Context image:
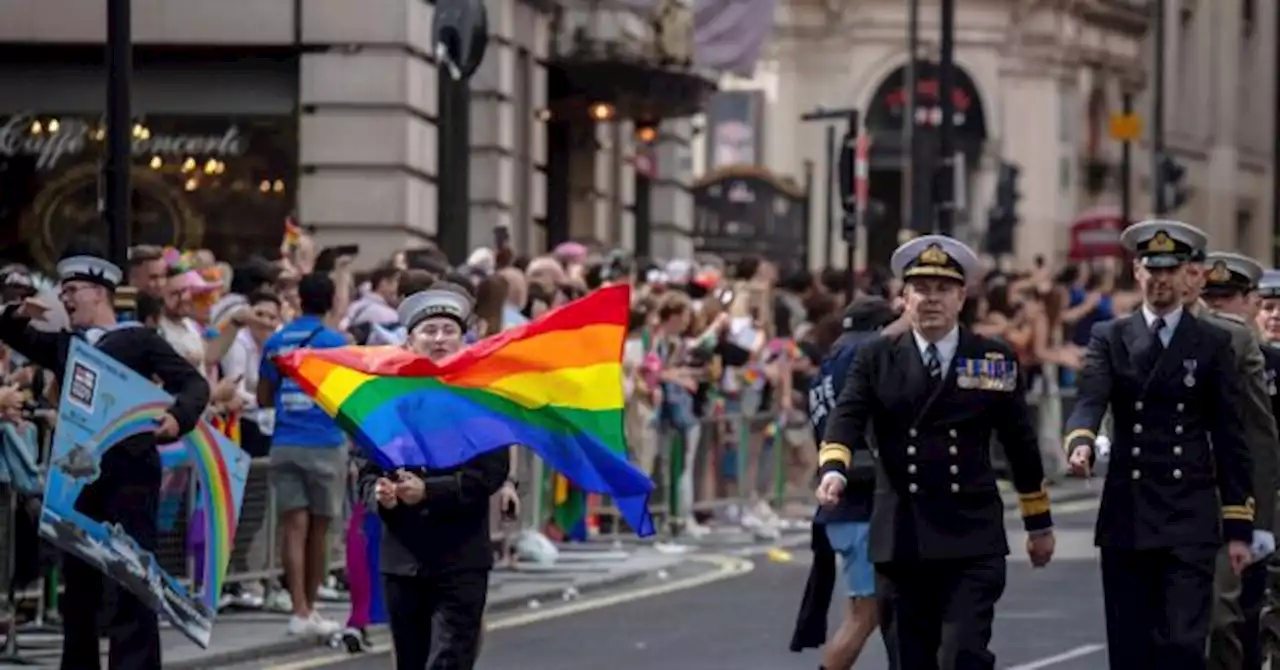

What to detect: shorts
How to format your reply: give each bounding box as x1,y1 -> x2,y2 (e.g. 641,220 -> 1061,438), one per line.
825,521 -> 875,598
270,445 -> 348,518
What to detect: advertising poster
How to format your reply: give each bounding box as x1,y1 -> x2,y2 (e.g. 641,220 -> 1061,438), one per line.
40,339 -> 250,648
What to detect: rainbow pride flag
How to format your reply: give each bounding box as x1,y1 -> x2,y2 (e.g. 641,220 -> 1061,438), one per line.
275,284 -> 655,536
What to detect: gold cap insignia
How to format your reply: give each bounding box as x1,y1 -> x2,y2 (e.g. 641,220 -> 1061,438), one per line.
1148,231 -> 1176,253
1208,261 -> 1232,283
918,244 -> 950,266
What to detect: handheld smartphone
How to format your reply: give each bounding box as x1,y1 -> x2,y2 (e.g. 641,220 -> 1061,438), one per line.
313,245 -> 360,273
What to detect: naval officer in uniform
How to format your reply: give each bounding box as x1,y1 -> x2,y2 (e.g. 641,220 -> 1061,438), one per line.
815,235 -> 1055,670
1064,220 -> 1255,670
1201,252 -> 1278,670
1254,270 -> 1280,666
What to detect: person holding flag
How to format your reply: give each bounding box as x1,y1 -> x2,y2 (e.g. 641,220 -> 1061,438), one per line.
355,283 -> 510,669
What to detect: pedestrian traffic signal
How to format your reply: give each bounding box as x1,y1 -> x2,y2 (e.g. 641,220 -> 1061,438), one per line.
995,161 -> 1020,216
1158,153 -> 1189,210
984,161 -> 1020,255
433,0 -> 489,81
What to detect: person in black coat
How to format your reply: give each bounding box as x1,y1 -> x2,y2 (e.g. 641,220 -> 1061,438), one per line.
356,283 -> 509,670
0,249 -> 210,670
1254,269 -> 1280,665
815,235 -> 1055,670
1201,251 -> 1276,670
1064,220 -> 1255,670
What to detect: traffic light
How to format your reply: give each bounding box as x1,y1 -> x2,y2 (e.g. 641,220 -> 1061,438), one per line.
984,161 -> 1020,255
1158,153 -> 1189,210
995,161 -> 1021,218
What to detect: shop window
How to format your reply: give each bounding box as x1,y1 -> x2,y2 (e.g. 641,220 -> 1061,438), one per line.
0,113 -> 296,271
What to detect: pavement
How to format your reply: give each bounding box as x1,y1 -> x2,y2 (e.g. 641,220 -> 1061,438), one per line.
0,479 -> 1100,669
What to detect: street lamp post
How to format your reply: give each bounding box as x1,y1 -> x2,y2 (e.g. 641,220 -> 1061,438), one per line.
105,0 -> 135,314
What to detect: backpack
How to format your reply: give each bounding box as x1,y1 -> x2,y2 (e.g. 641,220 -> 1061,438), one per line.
808,331 -> 879,482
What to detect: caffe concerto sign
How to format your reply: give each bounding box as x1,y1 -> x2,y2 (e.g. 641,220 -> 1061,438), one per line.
0,114 -> 248,171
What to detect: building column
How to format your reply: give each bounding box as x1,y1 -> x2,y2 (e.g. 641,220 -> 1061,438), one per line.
649,118 -> 694,260
468,0 -> 553,255
297,0 -> 439,263
997,62 -> 1062,266
1205,0 -> 1241,246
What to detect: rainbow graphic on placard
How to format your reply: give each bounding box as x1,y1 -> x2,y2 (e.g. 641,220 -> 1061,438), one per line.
183,420 -> 240,612
89,401 -> 171,458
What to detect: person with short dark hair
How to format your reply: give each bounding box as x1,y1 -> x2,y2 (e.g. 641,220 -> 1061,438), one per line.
258,272 -> 350,638
127,245 -> 168,297
346,265 -> 401,327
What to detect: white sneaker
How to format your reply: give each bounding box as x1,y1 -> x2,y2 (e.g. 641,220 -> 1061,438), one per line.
310,612 -> 341,636
682,516 -> 711,538
265,590 -> 293,613
287,615 -> 318,636
753,500 -> 781,523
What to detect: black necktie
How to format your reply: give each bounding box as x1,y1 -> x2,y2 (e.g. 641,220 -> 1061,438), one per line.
1151,317 -> 1167,351
925,343 -> 942,382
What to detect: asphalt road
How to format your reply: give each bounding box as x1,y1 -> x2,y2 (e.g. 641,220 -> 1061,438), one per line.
261,498 -> 1108,670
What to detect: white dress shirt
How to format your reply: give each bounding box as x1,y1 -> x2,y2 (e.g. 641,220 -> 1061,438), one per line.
1141,303 -> 1183,347
913,326 -> 960,378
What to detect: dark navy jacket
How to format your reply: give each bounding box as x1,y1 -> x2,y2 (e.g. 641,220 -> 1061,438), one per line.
810,330 -> 877,524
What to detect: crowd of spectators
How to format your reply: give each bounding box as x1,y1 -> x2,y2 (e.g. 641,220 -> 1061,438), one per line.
0,222 -> 1154,638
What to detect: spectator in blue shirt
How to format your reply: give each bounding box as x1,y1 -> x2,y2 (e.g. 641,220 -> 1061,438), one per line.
257,272 -> 350,638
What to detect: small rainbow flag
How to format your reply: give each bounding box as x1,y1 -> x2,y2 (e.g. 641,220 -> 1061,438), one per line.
283,216 -> 303,249
275,284 -> 656,536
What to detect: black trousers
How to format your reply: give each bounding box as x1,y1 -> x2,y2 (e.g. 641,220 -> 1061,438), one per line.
1235,560 -> 1269,670
384,570 -> 489,670
1100,544 -> 1218,669
61,445 -> 162,670
875,556 -> 1007,670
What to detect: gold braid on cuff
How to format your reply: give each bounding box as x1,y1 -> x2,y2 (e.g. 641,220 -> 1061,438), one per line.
818,442 -> 852,468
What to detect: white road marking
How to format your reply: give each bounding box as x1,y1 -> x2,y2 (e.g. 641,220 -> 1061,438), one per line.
1004,643 -> 1106,669
263,554 -> 754,670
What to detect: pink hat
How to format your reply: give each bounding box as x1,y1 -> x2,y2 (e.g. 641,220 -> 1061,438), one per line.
170,270 -> 220,295
553,242 -> 588,264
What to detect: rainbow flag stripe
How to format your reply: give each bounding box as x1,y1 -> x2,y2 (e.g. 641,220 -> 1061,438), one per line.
184,421 -> 238,610
275,284 -> 655,535
90,401 -> 171,457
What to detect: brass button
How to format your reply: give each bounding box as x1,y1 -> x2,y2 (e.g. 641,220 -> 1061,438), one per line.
1134,424 -> 1143,434
1173,469 -> 1183,479
1173,446 -> 1182,456
907,446 -> 917,456
1135,401 -> 1144,411
1175,425 -> 1183,435
949,446 -> 958,456
909,483 -> 919,493
908,464 -> 917,474
1177,403 -> 1185,412
1131,447 -> 1141,456
1132,470 -> 1142,480
950,465 -> 959,474
949,429 -> 958,438
950,483 -> 960,493
909,429 -> 918,437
